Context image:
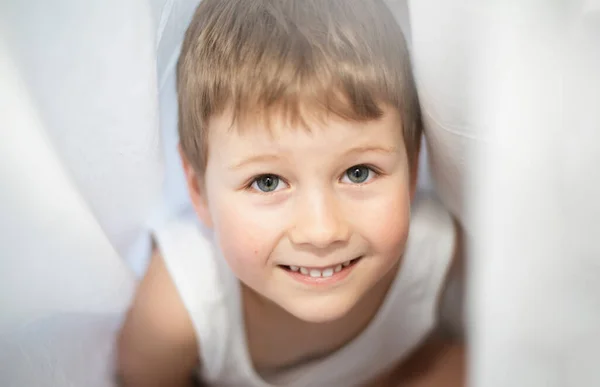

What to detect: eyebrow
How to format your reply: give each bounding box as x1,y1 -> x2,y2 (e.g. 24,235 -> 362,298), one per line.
230,154 -> 282,170
229,145 -> 397,170
343,145 -> 398,156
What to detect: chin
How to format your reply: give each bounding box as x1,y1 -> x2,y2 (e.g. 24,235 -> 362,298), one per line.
279,292 -> 361,324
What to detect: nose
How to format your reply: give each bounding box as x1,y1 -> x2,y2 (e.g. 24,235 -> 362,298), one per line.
288,190 -> 350,249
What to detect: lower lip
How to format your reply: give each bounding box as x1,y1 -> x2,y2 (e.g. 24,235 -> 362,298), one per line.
280,257 -> 362,286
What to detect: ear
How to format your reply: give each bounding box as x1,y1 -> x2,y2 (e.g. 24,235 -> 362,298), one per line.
409,137 -> 422,200
179,145 -> 213,228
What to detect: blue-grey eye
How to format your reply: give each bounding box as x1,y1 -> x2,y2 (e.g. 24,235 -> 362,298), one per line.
345,165 -> 370,184
254,174 -> 280,192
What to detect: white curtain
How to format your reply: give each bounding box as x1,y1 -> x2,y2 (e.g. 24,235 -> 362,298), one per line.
410,1 -> 600,385
468,2 -> 600,386
0,0 -> 199,385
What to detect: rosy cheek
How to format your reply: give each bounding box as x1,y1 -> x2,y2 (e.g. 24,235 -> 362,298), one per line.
211,199 -> 278,277
216,211 -> 259,261
361,193 -> 411,255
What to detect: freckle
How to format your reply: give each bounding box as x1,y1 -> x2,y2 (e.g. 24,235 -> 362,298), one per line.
254,249 -> 258,255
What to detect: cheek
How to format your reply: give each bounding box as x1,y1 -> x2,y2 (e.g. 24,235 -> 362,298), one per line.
359,188 -> 411,256
209,196 -> 285,277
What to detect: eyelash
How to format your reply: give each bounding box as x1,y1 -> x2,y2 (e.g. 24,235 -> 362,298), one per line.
245,164 -> 381,193
246,174 -> 288,194
340,164 -> 381,185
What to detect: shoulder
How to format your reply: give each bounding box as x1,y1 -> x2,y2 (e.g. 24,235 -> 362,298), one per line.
437,216 -> 465,338
117,248 -> 200,385
410,192 -> 464,337
121,248 -> 199,346
372,335 -> 466,387
134,212 -> 235,382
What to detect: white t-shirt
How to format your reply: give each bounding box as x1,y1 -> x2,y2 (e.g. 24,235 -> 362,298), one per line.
153,194 -> 455,386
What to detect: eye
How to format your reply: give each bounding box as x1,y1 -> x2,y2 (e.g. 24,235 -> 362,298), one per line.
250,174 -> 286,193
342,165 -> 375,184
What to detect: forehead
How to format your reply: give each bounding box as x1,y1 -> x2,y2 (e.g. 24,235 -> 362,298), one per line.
206,105 -> 404,156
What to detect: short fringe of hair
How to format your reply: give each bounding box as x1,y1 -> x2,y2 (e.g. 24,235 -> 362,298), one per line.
177,0 -> 422,176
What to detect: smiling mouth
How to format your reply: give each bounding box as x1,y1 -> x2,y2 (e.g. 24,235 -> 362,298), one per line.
278,257 -> 363,278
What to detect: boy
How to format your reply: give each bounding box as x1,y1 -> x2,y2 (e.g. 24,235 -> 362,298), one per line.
117,0 -> 465,386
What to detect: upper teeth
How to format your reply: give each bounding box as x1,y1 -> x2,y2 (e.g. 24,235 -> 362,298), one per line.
288,260 -> 353,277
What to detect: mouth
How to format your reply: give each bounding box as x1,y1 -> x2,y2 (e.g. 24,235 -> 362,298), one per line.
278,256 -> 363,279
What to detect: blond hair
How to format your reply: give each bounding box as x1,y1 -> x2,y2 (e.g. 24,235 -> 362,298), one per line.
177,0 -> 422,177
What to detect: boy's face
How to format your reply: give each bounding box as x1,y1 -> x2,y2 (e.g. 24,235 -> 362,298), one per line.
183,106 -> 415,323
